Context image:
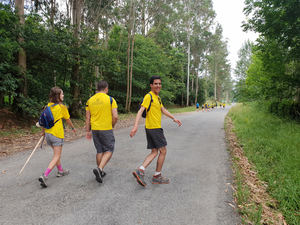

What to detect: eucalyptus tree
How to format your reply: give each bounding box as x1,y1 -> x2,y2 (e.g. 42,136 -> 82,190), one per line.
15,0 -> 27,97
189,0 -> 214,104
243,0 -> 300,114
234,40 -> 253,101
207,24 -> 231,102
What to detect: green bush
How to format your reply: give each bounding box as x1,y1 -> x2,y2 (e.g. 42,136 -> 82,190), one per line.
267,99 -> 300,121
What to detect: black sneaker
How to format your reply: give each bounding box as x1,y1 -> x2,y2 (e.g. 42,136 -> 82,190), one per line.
93,168 -> 103,183
38,174 -> 48,188
100,170 -> 106,178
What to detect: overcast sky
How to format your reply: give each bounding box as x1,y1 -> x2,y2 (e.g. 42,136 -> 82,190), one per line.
212,0 -> 258,72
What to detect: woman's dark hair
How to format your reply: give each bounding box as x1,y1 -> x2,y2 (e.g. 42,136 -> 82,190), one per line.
149,76 -> 161,84
49,87 -> 62,104
97,80 -> 108,91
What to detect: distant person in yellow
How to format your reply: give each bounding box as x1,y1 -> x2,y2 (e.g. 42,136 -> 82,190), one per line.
39,87 -> 77,188
85,80 -> 118,184
130,76 -> 182,187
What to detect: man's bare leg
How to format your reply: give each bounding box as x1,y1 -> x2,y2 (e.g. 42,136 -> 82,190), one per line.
96,153 -> 103,167
142,148 -> 158,168
155,147 -> 167,172
152,146 -> 169,184
99,151 -> 113,170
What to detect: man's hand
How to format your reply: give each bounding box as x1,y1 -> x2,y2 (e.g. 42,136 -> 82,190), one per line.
72,128 -> 77,135
86,131 -> 92,140
130,126 -> 138,138
173,118 -> 182,127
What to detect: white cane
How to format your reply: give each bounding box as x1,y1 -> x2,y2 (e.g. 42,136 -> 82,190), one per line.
18,136 -> 44,175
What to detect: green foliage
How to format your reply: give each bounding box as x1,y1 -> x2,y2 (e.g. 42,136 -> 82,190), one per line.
0,0 -> 231,116
15,94 -> 42,118
229,103 -> 300,224
0,3 -> 20,106
243,0 -> 300,60
100,25 -> 189,112
267,99 -> 300,121
237,0 -> 300,120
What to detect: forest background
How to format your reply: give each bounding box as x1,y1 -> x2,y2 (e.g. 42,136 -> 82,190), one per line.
0,0 -> 233,119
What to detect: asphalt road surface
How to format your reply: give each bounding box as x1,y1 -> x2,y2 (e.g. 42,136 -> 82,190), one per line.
0,106 -> 240,225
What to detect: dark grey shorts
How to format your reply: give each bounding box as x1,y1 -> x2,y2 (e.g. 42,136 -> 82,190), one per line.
92,130 -> 115,153
45,133 -> 64,146
145,128 -> 167,149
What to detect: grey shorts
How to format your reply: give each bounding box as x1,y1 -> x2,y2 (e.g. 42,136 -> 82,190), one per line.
45,133 -> 64,146
145,128 -> 167,149
92,130 -> 115,153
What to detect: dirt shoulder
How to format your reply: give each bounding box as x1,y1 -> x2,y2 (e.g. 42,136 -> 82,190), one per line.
225,116 -> 287,224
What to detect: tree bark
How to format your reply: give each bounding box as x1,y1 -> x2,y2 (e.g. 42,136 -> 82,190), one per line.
141,0 -> 146,36
50,0 -> 55,29
15,0 -> 27,97
69,0 -> 82,118
186,0 -> 190,106
125,0 -> 135,112
195,71 -> 199,105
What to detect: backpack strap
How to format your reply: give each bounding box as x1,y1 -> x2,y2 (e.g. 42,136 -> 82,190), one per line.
110,96 -> 113,105
147,93 -> 153,112
49,104 -> 60,124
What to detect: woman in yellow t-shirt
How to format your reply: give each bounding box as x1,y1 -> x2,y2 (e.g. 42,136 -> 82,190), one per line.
39,87 -> 76,188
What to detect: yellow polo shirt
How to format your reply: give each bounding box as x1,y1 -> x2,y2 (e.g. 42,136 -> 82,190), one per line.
142,91 -> 163,129
85,93 -> 117,130
45,103 -> 70,139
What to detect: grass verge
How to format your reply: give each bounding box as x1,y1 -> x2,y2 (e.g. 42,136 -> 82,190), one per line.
227,103 -> 299,225
167,106 -> 196,114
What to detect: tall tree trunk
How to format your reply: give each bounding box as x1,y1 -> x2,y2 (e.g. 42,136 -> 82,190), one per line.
195,72 -> 199,105
50,0 -> 55,29
70,0 -> 82,118
128,32 -> 135,112
214,56 -> 217,101
0,93 -> 4,107
125,29 -> 131,111
191,75 -> 194,92
128,1 -> 136,112
141,0 -> 145,36
94,21 -> 100,89
186,0 -> 190,106
15,0 -> 27,97
125,0 -> 134,112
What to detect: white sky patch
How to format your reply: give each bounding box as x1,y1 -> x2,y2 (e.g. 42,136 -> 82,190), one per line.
212,0 -> 258,72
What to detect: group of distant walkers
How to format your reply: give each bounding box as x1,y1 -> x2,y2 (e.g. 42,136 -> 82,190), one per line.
196,102 -> 226,112
38,76 -> 182,188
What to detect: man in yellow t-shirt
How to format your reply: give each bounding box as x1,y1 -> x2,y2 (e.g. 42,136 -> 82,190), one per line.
85,80 -> 118,184
130,76 -> 182,187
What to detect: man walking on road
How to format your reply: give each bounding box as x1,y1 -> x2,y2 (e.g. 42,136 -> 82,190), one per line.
85,80 -> 118,183
130,76 -> 182,187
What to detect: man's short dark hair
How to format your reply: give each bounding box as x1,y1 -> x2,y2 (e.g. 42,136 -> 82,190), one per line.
97,80 -> 108,91
150,76 -> 161,84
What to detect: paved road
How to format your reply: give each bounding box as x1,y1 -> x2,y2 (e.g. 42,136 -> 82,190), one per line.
0,107 -> 240,225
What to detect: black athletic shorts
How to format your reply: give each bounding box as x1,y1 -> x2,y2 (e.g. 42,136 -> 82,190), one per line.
92,130 -> 115,153
145,128 -> 167,149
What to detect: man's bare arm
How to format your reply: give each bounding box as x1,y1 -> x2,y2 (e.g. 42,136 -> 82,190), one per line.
85,110 -> 92,139
112,108 -> 118,128
161,107 -> 182,126
130,106 -> 145,137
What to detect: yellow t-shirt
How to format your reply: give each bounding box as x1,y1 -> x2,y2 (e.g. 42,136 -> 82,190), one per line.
45,103 -> 70,139
85,93 -> 117,130
142,91 -> 163,129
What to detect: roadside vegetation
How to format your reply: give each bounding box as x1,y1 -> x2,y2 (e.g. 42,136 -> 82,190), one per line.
0,1 -> 232,119
227,103 -> 300,225
0,106 -> 198,157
